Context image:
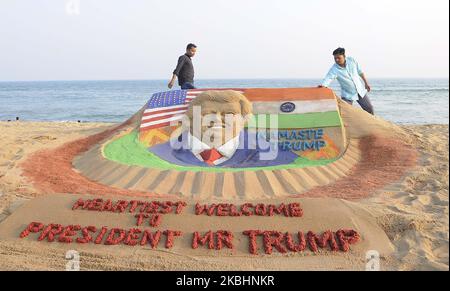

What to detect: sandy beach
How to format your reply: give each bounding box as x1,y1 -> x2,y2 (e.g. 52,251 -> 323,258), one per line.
0,118 -> 447,271
0,0 -> 448,274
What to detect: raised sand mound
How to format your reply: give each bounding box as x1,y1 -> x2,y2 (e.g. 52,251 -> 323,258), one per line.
19,88 -> 417,201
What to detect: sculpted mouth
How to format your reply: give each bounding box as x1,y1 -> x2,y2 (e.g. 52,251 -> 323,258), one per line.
208,124 -> 225,129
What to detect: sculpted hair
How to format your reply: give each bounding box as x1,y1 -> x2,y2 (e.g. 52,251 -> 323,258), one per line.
186,90 -> 253,120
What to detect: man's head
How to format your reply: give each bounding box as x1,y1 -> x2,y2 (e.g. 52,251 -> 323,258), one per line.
186,90 -> 252,147
333,47 -> 346,66
186,43 -> 197,58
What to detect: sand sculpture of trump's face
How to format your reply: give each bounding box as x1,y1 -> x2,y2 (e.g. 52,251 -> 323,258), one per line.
186,90 -> 252,148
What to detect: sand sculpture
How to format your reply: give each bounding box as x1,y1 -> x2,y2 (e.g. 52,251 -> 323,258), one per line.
16,87 -> 417,202
69,87 -> 375,200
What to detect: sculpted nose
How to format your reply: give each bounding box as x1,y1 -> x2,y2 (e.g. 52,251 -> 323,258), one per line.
212,112 -> 222,123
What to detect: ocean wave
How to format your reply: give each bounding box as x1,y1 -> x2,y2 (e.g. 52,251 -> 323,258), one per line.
372,88 -> 449,93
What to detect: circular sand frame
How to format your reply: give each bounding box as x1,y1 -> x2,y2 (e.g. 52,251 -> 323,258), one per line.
73,137 -> 361,200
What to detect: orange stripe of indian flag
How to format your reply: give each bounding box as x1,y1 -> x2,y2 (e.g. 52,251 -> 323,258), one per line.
243,88 -> 336,101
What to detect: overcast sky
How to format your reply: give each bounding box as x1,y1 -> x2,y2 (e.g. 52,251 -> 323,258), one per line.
0,0 -> 448,81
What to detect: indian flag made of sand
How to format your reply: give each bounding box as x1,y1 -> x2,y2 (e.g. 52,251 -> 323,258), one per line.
242,88 -> 342,129
242,88 -> 346,159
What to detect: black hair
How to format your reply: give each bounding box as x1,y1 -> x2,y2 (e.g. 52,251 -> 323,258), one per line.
333,47 -> 346,56
186,43 -> 197,50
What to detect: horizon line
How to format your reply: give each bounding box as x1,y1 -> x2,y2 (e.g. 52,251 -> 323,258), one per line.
1,77 -> 449,83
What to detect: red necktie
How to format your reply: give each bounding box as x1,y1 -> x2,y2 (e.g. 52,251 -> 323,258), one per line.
199,149 -> 223,165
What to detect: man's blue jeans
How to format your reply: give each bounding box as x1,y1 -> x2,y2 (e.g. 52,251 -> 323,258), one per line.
181,82 -> 196,90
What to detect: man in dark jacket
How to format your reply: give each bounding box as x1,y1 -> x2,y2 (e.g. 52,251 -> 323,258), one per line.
168,43 -> 197,90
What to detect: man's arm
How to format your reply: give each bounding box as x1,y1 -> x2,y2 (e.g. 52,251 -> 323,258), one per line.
168,56 -> 186,89
359,72 -> 371,92
355,59 -> 371,92
318,67 -> 337,88
168,74 -> 177,89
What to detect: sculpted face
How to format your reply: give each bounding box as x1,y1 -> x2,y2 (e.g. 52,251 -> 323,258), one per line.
199,100 -> 242,146
187,91 -> 251,148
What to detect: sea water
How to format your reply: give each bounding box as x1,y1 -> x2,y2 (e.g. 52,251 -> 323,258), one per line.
0,79 -> 448,125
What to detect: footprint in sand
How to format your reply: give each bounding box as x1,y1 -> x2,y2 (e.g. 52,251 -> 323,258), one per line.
410,195 -> 432,207
4,149 -> 25,170
32,135 -> 57,142
430,192 -> 449,207
12,149 -> 24,160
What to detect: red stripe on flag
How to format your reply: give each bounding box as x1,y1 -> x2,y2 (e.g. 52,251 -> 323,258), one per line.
141,113 -> 185,124
143,106 -> 188,117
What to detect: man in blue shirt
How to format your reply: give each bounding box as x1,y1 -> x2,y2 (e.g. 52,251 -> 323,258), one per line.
319,48 -> 374,115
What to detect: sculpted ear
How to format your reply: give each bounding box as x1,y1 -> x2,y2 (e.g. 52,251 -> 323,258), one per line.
240,98 -> 253,119
186,105 -> 194,120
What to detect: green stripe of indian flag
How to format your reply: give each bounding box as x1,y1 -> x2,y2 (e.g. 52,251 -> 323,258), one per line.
246,111 -> 342,129
252,99 -> 338,115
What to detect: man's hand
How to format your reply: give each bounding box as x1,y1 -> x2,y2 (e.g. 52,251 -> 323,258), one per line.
168,74 -> 177,89
360,73 -> 371,92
